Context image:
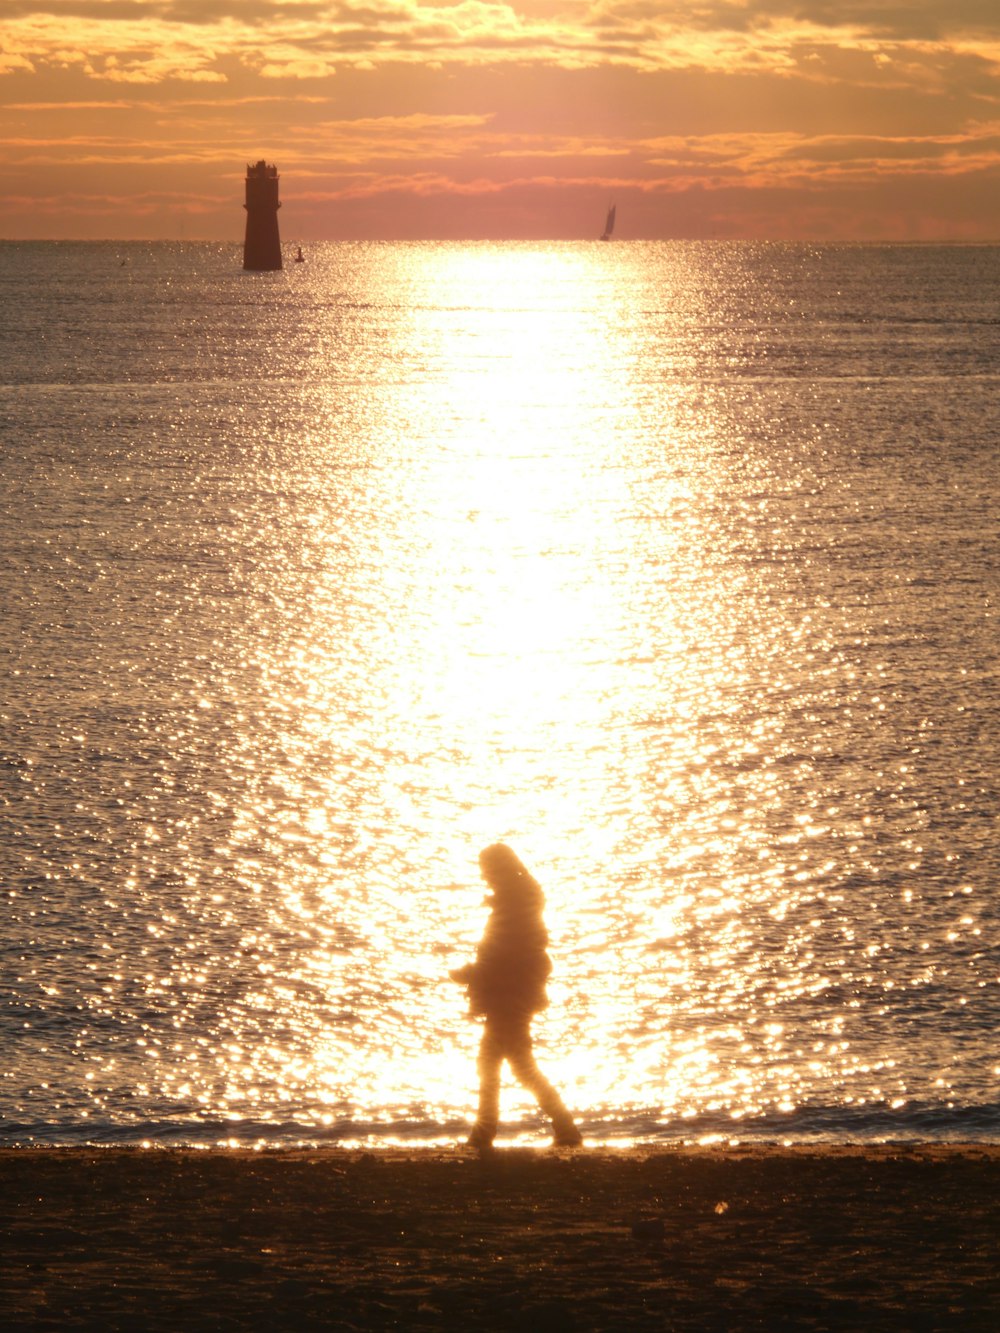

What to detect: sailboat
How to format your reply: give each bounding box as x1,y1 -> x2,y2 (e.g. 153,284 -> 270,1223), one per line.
600,203 -> 616,241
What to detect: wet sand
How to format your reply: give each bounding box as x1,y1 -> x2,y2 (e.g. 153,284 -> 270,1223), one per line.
2,1145 -> 998,1330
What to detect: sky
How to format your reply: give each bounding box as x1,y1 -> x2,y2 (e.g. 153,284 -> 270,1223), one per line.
2,1 -> 1000,240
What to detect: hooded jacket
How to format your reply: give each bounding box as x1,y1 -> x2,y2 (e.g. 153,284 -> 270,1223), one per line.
451,879 -> 552,1020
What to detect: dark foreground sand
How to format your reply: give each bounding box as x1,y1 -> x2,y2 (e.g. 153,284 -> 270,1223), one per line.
2,1145 -> 998,1331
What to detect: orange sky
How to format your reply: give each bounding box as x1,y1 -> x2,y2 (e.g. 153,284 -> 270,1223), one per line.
3,1 -> 1000,240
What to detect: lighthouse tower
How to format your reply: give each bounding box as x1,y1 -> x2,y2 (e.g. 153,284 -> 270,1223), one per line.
243,160 -> 282,271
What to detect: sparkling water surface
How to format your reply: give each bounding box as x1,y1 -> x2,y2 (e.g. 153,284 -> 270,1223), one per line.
1,241 -> 997,1146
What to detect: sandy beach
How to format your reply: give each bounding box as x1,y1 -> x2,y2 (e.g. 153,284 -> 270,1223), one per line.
2,1144 -> 998,1330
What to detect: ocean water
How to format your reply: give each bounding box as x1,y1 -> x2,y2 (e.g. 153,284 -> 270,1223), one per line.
1,240 -> 997,1148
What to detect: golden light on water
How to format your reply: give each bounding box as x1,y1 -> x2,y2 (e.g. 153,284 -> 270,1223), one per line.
202,243 -> 819,1140
166,243 -> 725,1138
12,241 -> 993,1147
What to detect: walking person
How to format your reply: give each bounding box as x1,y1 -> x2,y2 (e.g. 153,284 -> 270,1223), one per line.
450,843 -> 582,1150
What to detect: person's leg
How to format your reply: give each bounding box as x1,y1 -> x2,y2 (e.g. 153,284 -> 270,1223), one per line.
470,1020 -> 504,1147
504,1020 -> 582,1146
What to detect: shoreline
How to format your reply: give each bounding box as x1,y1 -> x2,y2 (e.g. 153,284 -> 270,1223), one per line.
3,1145 -> 999,1330
5,1138 -> 1000,1162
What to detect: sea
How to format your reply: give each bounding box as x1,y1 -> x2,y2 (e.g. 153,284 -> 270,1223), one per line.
1,240 -> 997,1149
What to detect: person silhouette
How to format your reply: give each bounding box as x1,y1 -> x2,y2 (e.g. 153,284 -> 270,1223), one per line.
450,843 -> 582,1150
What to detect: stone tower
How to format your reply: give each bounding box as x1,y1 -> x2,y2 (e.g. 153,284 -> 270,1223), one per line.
243,160 -> 282,271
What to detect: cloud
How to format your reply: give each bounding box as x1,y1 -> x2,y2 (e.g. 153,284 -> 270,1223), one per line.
14,0 -> 999,87
4,0 -> 1000,238
750,1 -> 1000,42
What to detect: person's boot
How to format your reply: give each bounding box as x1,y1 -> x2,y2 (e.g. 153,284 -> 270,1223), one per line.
466,1121 -> 496,1152
552,1116 -> 582,1147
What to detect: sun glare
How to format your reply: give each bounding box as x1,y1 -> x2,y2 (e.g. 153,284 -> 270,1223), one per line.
76,240 -> 948,1146
196,240 -> 765,1141
232,243 -> 681,1132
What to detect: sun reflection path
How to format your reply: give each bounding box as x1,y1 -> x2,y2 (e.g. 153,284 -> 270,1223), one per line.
215,247 -> 814,1136
304,245 -> 801,1135
193,244 -> 668,1133
345,247 -> 644,860
115,242 -> 996,1146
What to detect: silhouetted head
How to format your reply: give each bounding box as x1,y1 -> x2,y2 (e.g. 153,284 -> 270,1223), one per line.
479,843 -> 544,911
